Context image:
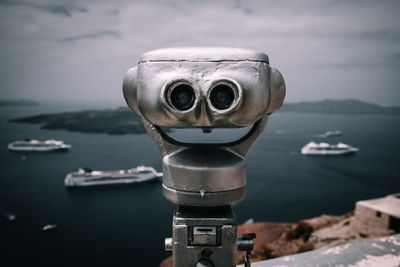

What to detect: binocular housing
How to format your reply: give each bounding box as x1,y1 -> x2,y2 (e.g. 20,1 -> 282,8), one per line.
123,47 -> 285,206
124,47 -> 285,129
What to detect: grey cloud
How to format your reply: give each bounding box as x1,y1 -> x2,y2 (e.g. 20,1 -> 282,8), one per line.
354,30 -> 400,43
232,0 -> 254,15
312,61 -> 383,70
0,0 -> 400,105
0,0 -> 87,17
386,52 -> 400,65
60,31 -> 120,42
310,51 -> 400,70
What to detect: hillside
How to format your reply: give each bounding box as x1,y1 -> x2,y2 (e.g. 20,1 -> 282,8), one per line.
10,107 -> 146,135
281,99 -> 400,115
0,99 -> 38,106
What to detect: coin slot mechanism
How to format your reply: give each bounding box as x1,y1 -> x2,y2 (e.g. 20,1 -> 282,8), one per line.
189,226 -> 220,246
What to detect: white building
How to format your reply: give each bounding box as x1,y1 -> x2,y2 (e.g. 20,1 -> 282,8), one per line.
355,193 -> 400,233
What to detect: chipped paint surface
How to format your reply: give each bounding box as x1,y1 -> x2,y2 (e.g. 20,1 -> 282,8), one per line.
238,234 -> 400,267
321,244 -> 349,255
371,242 -> 386,250
349,254 -> 400,267
385,235 -> 400,247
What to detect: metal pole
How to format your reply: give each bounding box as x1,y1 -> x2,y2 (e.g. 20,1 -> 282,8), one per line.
167,206 -> 237,267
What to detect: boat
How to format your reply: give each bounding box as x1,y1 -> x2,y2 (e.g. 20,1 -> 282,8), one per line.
324,130 -> 342,137
42,224 -> 57,232
64,166 -> 162,187
315,130 -> 342,138
7,139 -> 71,152
301,141 -> 359,155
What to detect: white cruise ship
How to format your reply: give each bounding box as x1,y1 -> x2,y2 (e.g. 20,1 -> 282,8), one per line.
8,139 -> 71,152
64,166 -> 162,187
301,141 -> 359,156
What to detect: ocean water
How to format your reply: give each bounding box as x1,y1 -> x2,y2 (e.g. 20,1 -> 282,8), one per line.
0,103 -> 399,267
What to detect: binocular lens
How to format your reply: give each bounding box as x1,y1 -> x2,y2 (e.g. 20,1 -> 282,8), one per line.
170,84 -> 195,111
210,84 -> 235,110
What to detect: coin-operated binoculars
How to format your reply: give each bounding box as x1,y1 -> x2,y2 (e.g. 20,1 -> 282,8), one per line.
123,47 -> 285,267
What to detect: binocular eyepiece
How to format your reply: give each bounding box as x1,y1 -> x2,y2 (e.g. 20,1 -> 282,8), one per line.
167,82 -> 195,111
166,79 -> 238,112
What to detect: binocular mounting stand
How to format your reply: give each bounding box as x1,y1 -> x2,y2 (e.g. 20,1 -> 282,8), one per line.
143,117 -> 267,267
165,206 -> 256,267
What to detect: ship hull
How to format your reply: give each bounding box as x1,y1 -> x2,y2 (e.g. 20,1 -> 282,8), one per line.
64,167 -> 162,187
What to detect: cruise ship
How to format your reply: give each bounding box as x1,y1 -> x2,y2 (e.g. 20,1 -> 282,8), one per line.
301,141 -> 359,156
64,166 -> 162,187
8,139 -> 71,152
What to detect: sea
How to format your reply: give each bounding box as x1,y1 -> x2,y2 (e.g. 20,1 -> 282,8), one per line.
0,103 -> 399,267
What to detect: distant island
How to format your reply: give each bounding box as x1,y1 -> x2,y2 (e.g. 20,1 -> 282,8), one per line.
10,107 -> 147,135
0,99 -> 39,106
10,99 -> 399,135
281,99 -> 400,115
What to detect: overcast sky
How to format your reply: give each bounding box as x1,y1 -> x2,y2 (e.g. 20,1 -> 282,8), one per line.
0,0 -> 399,106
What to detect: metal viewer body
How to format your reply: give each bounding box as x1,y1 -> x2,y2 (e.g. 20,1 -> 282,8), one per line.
123,47 -> 286,267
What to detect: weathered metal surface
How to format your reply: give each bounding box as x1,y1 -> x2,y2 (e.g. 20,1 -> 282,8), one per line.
146,116 -> 267,206
123,48 -> 284,207
171,206 -> 237,267
139,47 -> 270,63
242,234 -> 400,267
162,184 -> 246,207
123,47 -> 286,267
123,47 -> 285,128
